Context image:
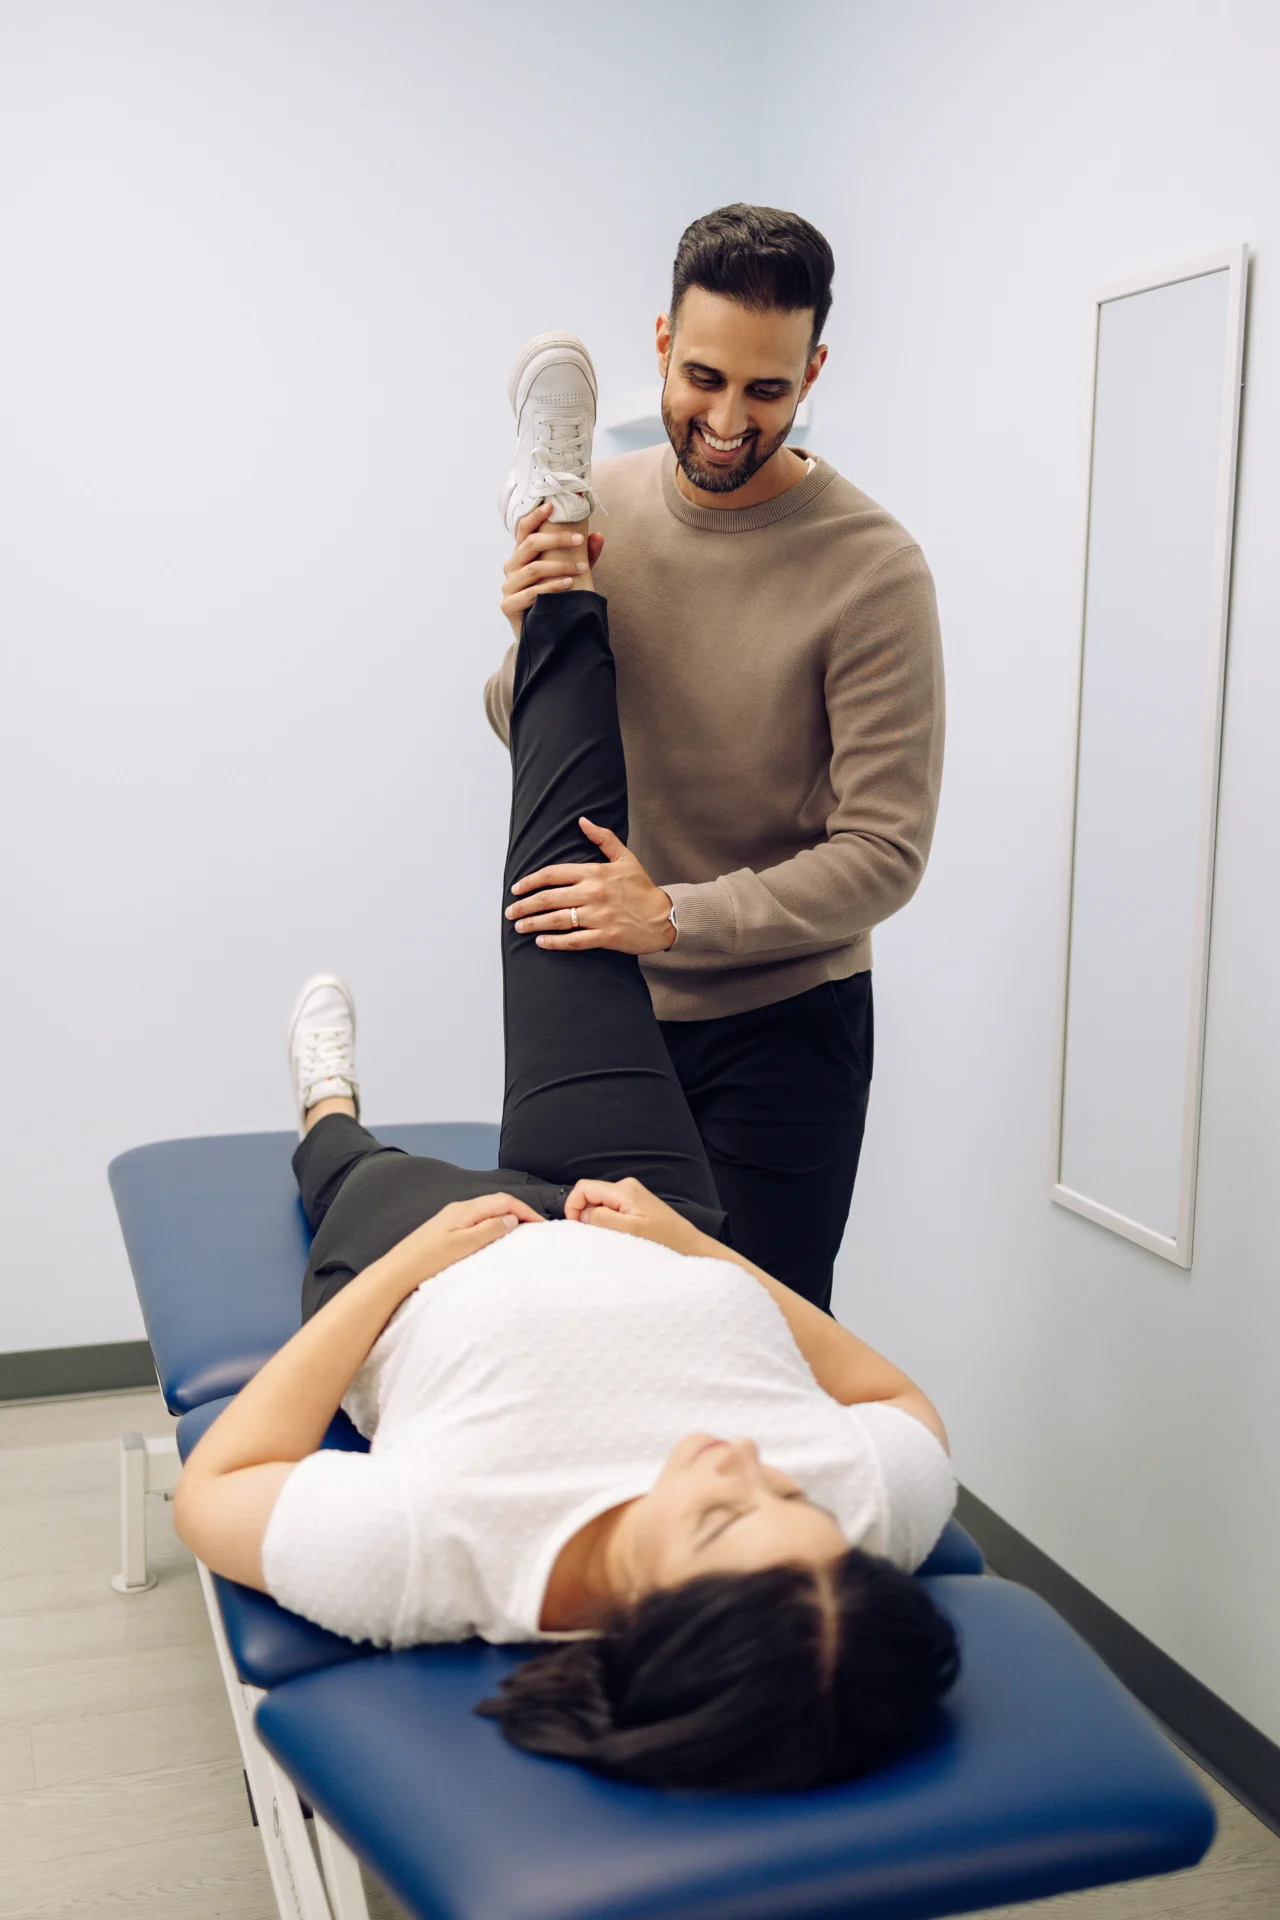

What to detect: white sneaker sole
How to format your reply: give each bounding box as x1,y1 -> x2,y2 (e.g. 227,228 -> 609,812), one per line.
506,332 -> 598,417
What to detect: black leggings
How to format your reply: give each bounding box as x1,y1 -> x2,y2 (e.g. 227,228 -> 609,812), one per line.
297,592 -> 725,1321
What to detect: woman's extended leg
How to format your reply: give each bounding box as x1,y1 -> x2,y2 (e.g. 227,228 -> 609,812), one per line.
499,588 -> 722,1227
288,987 -> 560,1322
294,1111 -> 555,1319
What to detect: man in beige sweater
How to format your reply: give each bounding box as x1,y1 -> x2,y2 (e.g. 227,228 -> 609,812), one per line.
484,205 -> 943,1312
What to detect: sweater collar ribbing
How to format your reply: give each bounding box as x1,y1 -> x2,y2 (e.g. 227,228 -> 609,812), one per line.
660,447 -> 837,533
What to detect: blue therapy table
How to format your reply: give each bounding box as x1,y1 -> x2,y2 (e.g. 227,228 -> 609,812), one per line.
109,1127 -> 1215,1920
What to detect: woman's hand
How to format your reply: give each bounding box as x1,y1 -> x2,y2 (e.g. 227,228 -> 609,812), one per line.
563,1177 -> 702,1256
385,1193 -> 545,1296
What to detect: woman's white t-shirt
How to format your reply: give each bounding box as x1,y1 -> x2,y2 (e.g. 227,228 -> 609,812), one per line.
262,1220 -> 955,1647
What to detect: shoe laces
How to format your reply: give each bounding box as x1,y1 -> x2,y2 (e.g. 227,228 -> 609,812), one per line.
298,1026 -> 352,1090
530,412 -> 592,493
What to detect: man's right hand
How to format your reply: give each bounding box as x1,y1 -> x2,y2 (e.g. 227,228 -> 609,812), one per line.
501,501 -> 605,639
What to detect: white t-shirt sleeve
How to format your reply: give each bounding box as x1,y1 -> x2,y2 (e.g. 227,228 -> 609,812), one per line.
341,1356 -> 381,1441
854,1402 -> 957,1572
261,1450 -> 414,1646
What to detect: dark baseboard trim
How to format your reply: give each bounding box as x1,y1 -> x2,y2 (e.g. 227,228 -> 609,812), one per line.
0,1341 -> 157,1403
956,1485 -> 1280,1838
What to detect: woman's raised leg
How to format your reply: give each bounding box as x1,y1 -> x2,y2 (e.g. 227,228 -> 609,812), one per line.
499,588 -> 723,1228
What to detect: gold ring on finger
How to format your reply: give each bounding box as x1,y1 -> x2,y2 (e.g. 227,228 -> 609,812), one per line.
570,906 -> 580,930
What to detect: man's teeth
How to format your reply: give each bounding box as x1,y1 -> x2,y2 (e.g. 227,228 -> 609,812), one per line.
700,427 -> 747,451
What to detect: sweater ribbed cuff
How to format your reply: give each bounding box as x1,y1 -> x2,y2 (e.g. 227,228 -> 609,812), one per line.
661,879 -> 736,955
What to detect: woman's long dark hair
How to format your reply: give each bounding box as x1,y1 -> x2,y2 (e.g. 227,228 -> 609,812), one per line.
476,1548 -> 959,1792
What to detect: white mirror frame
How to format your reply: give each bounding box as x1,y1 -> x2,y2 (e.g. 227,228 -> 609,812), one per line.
1051,244 -> 1248,1268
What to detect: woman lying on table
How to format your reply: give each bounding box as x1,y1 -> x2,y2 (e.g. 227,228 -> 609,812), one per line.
175,580 -> 959,1794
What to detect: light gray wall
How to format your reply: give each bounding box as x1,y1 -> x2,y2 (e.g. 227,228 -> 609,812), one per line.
795,0 -> 1280,1742
0,0 -> 745,1353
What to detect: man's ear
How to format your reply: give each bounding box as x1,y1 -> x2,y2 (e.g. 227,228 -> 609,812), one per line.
655,310 -> 672,377
800,342 -> 828,398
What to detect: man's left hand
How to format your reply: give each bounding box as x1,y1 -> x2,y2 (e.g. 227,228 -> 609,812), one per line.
506,817 -> 677,955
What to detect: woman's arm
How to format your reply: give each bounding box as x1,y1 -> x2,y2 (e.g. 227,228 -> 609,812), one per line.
691,1236 -> 948,1450
173,1193 -> 543,1587
564,1177 -> 949,1450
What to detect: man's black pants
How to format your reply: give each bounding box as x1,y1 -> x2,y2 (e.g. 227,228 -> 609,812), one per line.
660,972 -> 872,1315
296,590 -> 870,1321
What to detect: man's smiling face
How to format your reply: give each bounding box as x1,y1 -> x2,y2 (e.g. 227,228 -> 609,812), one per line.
656,287 -> 826,502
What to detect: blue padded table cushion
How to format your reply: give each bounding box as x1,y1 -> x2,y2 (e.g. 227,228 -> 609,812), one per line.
918,1521 -> 983,1577
109,1124 -> 502,1412
176,1393 -> 985,1686
256,1574 -> 1214,1920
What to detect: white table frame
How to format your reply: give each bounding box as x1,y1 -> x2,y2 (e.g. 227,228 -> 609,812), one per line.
111,1432 -> 373,1920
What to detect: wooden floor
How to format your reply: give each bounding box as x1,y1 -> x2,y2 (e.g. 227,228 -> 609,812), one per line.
2,1391 -> 1278,1920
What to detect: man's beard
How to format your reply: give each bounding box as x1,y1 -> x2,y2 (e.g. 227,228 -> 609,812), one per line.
661,396 -> 796,495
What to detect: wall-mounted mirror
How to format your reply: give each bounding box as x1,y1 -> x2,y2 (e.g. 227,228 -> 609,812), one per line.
1052,246 -> 1247,1267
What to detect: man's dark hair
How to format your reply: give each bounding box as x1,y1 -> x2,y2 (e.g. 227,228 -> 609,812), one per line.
671,203 -> 835,355
476,1548 -> 959,1793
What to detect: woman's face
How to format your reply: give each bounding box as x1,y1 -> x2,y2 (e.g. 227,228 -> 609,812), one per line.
622,1433 -> 847,1592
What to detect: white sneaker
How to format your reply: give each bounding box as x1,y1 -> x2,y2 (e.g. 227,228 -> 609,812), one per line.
499,332 -> 598,537
286,973 -> 359,1136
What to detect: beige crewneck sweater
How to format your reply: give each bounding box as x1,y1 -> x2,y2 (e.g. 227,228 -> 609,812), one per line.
484,446 -> 944,1022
